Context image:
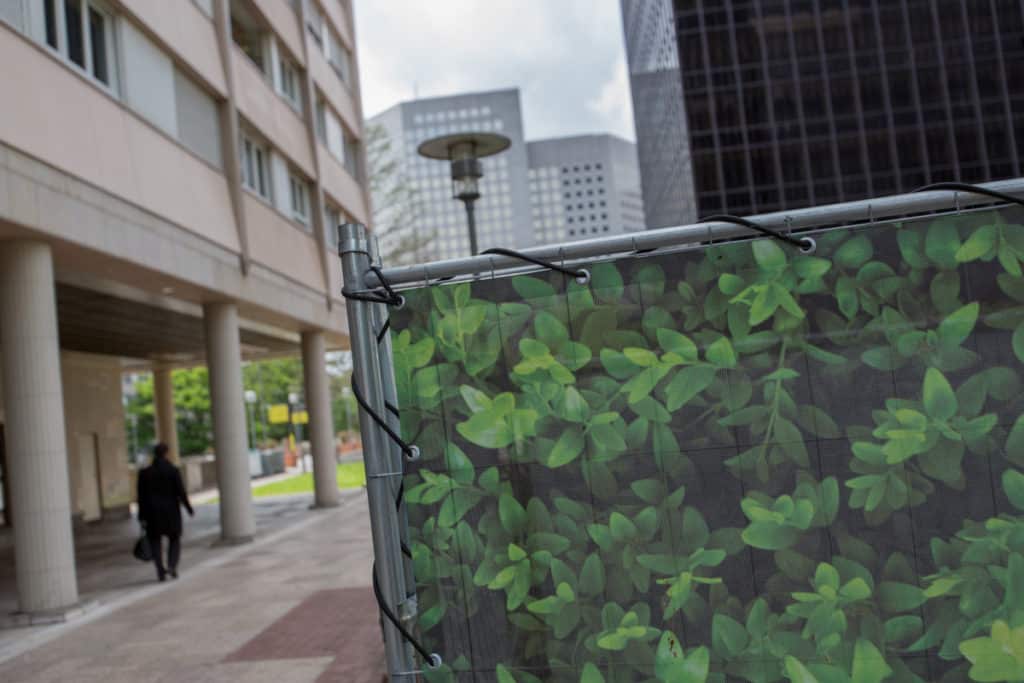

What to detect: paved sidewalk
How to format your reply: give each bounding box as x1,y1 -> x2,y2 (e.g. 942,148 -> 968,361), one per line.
0,491 -> 386,682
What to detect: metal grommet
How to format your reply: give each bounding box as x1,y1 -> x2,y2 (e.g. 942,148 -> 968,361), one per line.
575,268 -> 591,285
799,236 -> 817,254
406,445 -> 421,462
393,294 -> 406,310
427,653 -> 443,669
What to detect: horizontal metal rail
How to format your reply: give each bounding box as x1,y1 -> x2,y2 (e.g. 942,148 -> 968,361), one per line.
367,177 -> 1024,290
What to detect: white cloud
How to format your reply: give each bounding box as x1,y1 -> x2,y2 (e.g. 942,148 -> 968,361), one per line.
353,0 -> 635,141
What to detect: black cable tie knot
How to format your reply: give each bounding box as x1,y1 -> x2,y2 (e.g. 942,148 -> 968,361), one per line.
481,247 -> 591,284
372,565 -> 440,668
350,379 -> 418,461
914,182 -> 1024,211
701,214 -> 816,253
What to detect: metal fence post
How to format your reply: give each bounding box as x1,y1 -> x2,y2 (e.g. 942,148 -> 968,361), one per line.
367,236 -> 419,663
339,223 -> 415,678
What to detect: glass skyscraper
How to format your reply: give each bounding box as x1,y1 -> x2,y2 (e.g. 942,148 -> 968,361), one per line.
622,0 -> 1024,222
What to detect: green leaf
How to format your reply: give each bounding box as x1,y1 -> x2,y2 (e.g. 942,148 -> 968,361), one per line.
624,347 -> 660,367
712,614 -> 749,657
457,412 -> 513,448
784,656 -> 820,683
580,662 -> 606,683
460,385 -> 491,412
657,328 -> 699,362
1003,469 -> 1024,512
836,235 -> 874,269
579,553 -> 605,596
925,218 -> 961,269
850,638 -> 892,683
512,277 -> 556,301
591,263 -> 624,303
610,511 -> 638,542
656,633 -> 710,683
753,239 -> 787,270
793,256 -> 832,280
862,347 -> 901,371
548,428 -> 585,468
749,284 -> 781,326
496,664 -> 517,683
1014,325 -> 1024,364
508,543 -> 527,562
499,494 -> 527,535
836,276 -> 858,320
955,224 -> 997,262
706,337 -> 737,368
742,522 -> 800,550
937,302 -> 978,349
877,582 -> 926,612
665,366 -> 716,411
718,273 -> 746,295
535,310 -> 569,350
897,229 -> 927,268
922,368 -> 957,421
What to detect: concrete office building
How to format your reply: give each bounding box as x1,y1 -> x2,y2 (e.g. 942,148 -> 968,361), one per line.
621,0 -> 1024,221
527,135 -> 646,245
620,0 -> 696,229
369,89 -> 533,262
0,0 -> 368,616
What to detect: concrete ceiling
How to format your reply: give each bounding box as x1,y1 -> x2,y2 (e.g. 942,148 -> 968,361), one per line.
55,284 -> 299,363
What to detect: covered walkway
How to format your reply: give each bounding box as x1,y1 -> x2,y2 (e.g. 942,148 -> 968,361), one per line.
0,491 -> 384,682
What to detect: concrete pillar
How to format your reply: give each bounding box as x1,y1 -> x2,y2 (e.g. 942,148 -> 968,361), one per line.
302,331 -> 340,508
152,366 -> 180,464
203,302 -> 254,542
0,242 -> 79,613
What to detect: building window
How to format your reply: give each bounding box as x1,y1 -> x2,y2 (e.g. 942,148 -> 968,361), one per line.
306,2 -> 324,44
289,174 -> 310,225
241,136 -> 270,199
279,57 -> 302,110
314,98 -> 326,142
324,206 -> 341,247
326,28 -> 352,86
231,0 -> 265,72
43,0 -> 117,89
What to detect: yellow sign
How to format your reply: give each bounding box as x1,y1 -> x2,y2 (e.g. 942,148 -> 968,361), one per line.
267,404 -> 290,424
291,410 -> 309,425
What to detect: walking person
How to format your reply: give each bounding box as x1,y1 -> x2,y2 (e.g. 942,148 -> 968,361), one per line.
137,443 -> 194,581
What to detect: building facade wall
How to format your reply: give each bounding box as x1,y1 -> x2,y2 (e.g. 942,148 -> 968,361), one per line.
652,0 -> 1024,218
620,0 -> 697,229
527,135 -> 646,245
0,353 -> 131,522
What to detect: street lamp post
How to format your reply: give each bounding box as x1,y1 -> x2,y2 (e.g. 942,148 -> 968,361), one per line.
244,389 -> 258,451
418,132 -> 512,255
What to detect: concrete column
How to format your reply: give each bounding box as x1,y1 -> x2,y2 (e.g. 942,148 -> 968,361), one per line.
302,331 -> 340,508
0,242 -> 79,613
152,366 -> 180,464
203,302 -> 254,542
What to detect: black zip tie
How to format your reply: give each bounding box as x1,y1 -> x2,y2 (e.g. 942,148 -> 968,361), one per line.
914,182 -> 1024,210
702,214 -> 816,252
372,564 -> 441,668
351,378 -> 419,461
481,247 -> 591,284
376,318 -> 391,344
386,401 -> 400,417
341,266 -> 404,307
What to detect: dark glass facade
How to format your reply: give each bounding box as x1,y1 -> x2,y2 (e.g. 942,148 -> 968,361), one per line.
626,0 -> 1024,220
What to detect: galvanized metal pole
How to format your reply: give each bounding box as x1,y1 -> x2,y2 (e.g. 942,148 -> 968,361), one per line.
369,177 -> 1024,289
339,223 -> 414,678
367,237 -> 419,663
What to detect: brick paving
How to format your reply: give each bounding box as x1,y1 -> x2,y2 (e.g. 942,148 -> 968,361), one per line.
0,491 -> 387,682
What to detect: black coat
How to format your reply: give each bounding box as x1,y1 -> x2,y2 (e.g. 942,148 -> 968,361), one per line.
137,458 -> 193,537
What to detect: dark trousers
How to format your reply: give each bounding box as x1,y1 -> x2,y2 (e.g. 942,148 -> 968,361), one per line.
146,531 -> 181,576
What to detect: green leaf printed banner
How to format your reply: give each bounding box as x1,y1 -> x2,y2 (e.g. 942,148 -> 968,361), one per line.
389,206 -> 1024,683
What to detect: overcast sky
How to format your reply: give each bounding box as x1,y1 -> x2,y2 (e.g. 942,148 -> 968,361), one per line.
353,0 -> 635,142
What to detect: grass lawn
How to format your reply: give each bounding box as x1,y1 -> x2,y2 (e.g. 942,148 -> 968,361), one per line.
250,461 -> 366,498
